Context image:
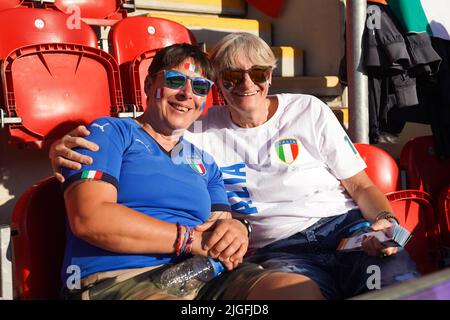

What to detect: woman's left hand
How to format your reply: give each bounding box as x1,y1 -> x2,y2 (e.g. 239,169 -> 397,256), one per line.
195,219 -> 249,270
361,219 -> 398,258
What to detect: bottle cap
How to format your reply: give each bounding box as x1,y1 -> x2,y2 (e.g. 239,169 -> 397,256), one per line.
348,221 -> 371,233
208,258 -> 225,277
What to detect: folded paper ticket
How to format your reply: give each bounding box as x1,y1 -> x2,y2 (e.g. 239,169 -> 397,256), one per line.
337,225 -> 411,251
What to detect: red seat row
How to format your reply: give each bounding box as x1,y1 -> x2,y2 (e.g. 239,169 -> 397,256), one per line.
356,138 -> 450,273
355,143 -> 441,275
0,0 -> 131,23
0,7 -> 215,149
399,136 -> 450,250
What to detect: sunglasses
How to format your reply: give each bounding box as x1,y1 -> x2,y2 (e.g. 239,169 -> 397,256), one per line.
163,70 -> 214,96
221,66 -> 272,89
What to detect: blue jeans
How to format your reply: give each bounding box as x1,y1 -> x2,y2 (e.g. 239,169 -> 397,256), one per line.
245,209 -> 420,299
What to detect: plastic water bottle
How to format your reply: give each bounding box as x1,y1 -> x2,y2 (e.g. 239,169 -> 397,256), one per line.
155,256 -> 225,296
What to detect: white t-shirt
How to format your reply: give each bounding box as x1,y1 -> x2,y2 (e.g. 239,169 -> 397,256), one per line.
185,94 -> 367,249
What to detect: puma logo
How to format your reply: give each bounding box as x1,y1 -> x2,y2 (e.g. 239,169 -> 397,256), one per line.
135,139 -> 151,151
92,123 -> 110,132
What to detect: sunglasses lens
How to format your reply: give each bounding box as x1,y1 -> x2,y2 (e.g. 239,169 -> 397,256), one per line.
164,70 -> 211,96
248,68 -> 270,83
192,78 -> 212,96
165,74 -> 186,89
222,67 -> 271,89
222,70 -> 243,87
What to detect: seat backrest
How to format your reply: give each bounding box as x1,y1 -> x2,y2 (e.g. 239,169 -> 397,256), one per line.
11,177 -> 66,299
0,0 -> 23,11
1,43 -> 123,147
354,143 -> 399,194
0,7 -> 98,58
387,190 -> 440,274
108,16 -> 197,110
400,136 -> 450,200
438,186 -> 450,247
53,0 -> 119,19
0,7 -> 99,121
109,16 -> 197,66
246,0 -> 285,18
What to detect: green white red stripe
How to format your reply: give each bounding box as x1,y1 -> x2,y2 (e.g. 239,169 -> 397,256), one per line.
184,63 -> 197,72
189,162 -> 206,175
81,170 -> 103,179
276,139 -> 299,164
155,87 -> 163,99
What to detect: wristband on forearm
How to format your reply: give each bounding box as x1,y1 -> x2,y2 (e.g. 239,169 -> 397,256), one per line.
236,218 -> 253,238
375,211 -> 400,225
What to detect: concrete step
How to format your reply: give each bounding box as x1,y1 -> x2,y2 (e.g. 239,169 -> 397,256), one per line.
321,96 -> 343,108
271,46 -> 304,77
135,0 -> 246,16
269,76 -> 346,127
147,12 -> 272,45
269,76 -> 342,97
331,107 -> 349,129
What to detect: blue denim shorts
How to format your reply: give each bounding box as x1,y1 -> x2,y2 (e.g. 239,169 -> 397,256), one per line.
245,209 -> 420,299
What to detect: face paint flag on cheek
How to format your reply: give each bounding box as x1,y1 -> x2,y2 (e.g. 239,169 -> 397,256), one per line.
193,95 -> 205,112
155,87 -> 163,99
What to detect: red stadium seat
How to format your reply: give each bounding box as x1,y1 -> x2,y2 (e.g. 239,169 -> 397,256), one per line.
0,8 -> 123,148
0,0 -> 23,11
106,16 -> 218,115
400,136 -> 450,200
44,0 -> 128,25
246,0 -> 285,18
0,8 -> 98,58
54,0 -> 118,19
354,143 -> 440,272
400,136 -> 450,250
109,16 -> 197,73
129,49 -> 156,114
354,143 -> 399,194
11,177 -> 66,299
386,190 -> 440,274
0,6 -> 97,112
1,43 -> 123,148
438,186 -> 450,248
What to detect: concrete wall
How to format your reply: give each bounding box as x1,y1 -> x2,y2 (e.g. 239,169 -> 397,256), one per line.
376,123 -> 433,159
0,131 -> 52,225
246,0 -> 346,76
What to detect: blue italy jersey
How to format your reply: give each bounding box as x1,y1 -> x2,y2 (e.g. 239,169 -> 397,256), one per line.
61,117 -> 230,284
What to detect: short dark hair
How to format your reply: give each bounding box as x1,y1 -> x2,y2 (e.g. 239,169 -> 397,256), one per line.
147,43 -> 214,80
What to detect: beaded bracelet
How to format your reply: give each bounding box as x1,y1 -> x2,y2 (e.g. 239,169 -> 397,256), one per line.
184,228 -> 195,254
175,222 -> 183,256
180,226 -> 190,255
375,211 -> 400,225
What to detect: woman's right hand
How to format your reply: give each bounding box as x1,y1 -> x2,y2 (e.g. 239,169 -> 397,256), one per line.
189,229 -> 234,271
49,125 -> 100,183
191,220 -> 248,271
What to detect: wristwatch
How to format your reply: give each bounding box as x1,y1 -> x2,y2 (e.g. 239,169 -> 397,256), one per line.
237,218 -> 253,238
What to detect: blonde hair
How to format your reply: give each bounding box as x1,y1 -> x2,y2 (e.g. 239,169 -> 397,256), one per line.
209,33 -> 277,76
